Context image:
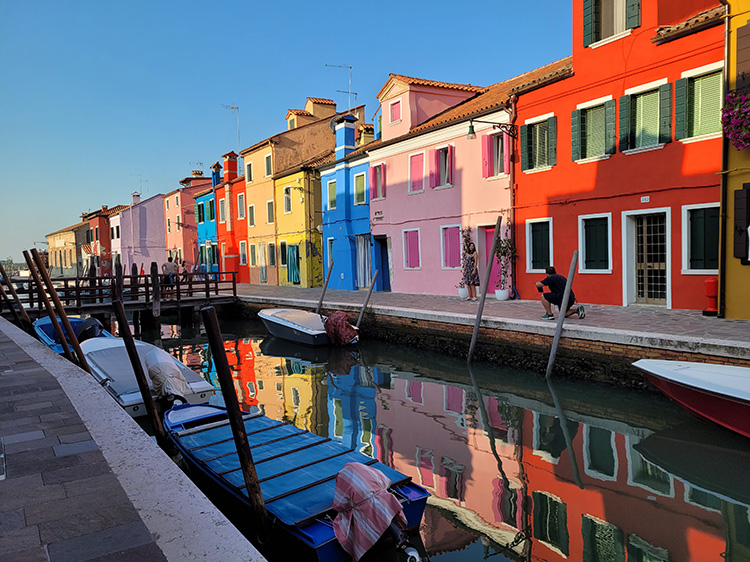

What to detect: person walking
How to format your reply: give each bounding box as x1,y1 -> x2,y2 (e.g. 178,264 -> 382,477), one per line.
535,266 -> 585,320
462,242 -> 480,302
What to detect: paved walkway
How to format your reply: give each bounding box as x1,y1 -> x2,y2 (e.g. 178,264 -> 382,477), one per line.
236,284 -> 750,360
0,318 -> 264,562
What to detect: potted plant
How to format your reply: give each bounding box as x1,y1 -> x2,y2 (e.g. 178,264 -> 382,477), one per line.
494,236 -> 517,301
456,281 -> 468,300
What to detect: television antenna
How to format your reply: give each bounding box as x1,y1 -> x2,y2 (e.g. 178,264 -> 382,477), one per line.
326,64 -> 352,112
222,104 -> 241,154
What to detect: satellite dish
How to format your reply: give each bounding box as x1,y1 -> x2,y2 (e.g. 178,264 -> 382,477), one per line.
329,117 -> 338,133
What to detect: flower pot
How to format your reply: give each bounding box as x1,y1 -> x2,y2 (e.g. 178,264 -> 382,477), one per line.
495,288 -> 510,301
458,287 -> 469,299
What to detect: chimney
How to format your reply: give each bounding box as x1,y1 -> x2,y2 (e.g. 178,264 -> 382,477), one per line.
131,192 -> 141,205
211,162 -> 222,188
358,124 -> 374,146
223,152 -> 238,183
191,170 -> 204,177
334,114 -> 358,160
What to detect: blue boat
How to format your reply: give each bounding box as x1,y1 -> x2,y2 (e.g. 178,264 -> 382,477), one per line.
33,316 -> 113,354
164,404 -> 429,561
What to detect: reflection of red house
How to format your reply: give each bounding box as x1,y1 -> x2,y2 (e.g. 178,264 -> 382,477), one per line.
514,1 -> 724,310
224,338 -> 257,409
215,152 -> 249,283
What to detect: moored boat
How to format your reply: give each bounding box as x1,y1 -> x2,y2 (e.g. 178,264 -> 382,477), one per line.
632,359 -> 750,438
258,308 -> 333,346
80,338 -> 215,418
163,403 -> 429,561
33,316 -> 113,354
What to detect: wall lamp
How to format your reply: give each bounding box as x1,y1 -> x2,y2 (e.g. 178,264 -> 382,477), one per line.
467,119 -> 518,140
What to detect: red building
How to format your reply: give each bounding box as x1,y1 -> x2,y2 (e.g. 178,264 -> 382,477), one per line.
513,1 -> 724,310
214,152 -> 249,283
80,204 -> 127,275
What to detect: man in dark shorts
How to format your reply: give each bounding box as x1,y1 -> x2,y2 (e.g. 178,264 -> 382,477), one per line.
535,266 -> 585,320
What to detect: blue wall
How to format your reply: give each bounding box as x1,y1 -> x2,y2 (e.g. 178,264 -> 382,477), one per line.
195,191 -> 218,272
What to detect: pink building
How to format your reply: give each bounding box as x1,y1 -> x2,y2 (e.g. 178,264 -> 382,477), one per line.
367,74 -> 521,295
163,171 -> 212,268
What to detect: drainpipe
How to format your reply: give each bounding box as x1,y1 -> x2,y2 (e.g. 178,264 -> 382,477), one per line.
718,0 -> 730,318
504,95 -> 518,296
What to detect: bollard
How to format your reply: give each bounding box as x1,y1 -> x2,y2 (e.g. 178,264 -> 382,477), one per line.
703,277 -> 718,317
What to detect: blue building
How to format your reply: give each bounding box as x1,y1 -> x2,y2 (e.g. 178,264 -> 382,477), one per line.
194,162 -> 220,272
319,114 -> 388,291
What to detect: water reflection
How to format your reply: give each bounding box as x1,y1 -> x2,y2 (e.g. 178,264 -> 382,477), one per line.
158,322 -> 750,562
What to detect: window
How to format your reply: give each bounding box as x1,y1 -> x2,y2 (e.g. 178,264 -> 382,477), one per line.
176,214 -> 181,231
676,70 -> 722,140
197,202 -> 205,223
354,173 -> 366,205
167,218 -> 171,233
288,117 -> 295,130
619,84 -> 671,151
532,492 -> 569,556
521,116 -> 557,171
403,229 -> 421,269
481,133 -> 509,177
110,227 -> 114,239
211,242 -> 219,265
166,199 -> 170,210
249,244 -> 256,267
327,180 -> 337,210
582,516 -> 624,561
441,225 -> 461,269
583,0 -> 640,47
268,243 -> 276,266
527,219 -> 552,271
280,241 -> 287,266
572,101 -> 616,160
389,99 -> 401,123
430,146 -> 453,187
116,225 -> 120,238
175,195 -> 179,207
684,204 -> 719,271
584,426 -> 616,479
219,198 -> 226,223
246,162 -> 253,182
284,186 -> 292,214
237,194 -> 245,219
409,153 -> 425,193
579,214 -> 611,272
208,199 -> 215,221
248,205 -> 255,227
265,154 -> 272,177
239,241 -> 247,266
95,227 -> 99,241
327,238 -> 334,271
369,164 -> 386,199
627,536 -> 669,562
266,200 -> 274,224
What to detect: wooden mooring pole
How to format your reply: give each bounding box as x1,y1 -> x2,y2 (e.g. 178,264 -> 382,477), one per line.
22,251 -> 75,363
356,269 -> 379,329
544,251 -> 579,380
0,282 -> 22,326
468,216 -> 502,363
201,306 -> 266,519
316,260 -> 334,316
0,262 -> 32,331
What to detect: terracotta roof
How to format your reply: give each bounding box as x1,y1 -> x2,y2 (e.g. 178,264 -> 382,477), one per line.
104,204 -> 129,217
287,109 -> 312,116
46,221 -> 87,237
652,6 -> 724,44
359,123 -> 374,132
307,97 -> 335,105
377,74 -> 487,100
409,57 -> 573,135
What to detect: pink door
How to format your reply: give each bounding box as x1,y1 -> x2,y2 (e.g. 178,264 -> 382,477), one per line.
484,227 -> 502,291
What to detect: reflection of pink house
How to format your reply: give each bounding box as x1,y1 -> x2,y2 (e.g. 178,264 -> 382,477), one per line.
368,70 -> 546,294
163,171 -> 212,268
375,376 -> 526,552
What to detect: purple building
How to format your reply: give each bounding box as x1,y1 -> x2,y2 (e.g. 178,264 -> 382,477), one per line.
119,192 -> 167,273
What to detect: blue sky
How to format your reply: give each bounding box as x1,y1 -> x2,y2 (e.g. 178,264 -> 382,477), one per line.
0,1 -> 572,262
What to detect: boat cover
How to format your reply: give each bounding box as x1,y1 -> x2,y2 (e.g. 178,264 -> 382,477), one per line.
332,462 -> 407,561
144,346 -> 190,399
324,311 -> 359,346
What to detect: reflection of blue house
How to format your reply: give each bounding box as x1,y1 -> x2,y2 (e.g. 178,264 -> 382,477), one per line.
194,162 -> 220,272
319,115 -> 388,291
327,364 -> 379,456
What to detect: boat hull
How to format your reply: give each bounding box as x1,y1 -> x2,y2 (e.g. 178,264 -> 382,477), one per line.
33,316 -> 113,355
633,359 -> 750,439
164,404 -> 429,562
258,308 -> 331,347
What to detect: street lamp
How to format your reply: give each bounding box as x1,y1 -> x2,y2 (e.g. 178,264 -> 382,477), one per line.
467,119 -> 518,140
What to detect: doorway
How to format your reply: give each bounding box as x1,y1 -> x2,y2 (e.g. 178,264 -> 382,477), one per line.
259,243 -> 267,284
356,234 -> 372,288
373,236 -> 391,291
623,209 -> 670,306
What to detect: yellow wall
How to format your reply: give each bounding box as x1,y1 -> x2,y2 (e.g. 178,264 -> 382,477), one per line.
274,170 -> 323,288
242,146 -> 279,285
722,1 -> 750,319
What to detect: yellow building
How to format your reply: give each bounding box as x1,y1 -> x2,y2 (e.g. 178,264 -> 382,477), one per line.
281,361 -> 327,432
275,162 -> 325,288
46,221 -> 87,277
721,1 -> 750,319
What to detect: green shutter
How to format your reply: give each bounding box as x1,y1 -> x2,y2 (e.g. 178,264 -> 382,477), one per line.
585,105 -> 605,157
619,95 -> 631,151
531,221 -> 550,269
659,83 -> 672,144
585,217 -> 609,269
583,0 -> 594,47
674,78 -> 688,141
690,207 -> 719,269
604,99 -> 617,154
735,188 -> 750,259
571,109 -> 581,161
547,116 -> 557,166
634,90 -> 659,148
626,0 -> 640,30
689,71 -> 722,137
520,124 -> 530,171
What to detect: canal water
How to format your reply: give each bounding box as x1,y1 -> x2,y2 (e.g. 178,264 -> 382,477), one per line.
149,318 -> 750,562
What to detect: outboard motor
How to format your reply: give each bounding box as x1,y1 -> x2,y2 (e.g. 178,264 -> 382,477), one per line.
74,317 -> 104,343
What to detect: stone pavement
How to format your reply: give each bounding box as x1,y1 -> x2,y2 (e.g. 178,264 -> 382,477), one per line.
236,284 -> 750,361
0,318 -> 265,562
